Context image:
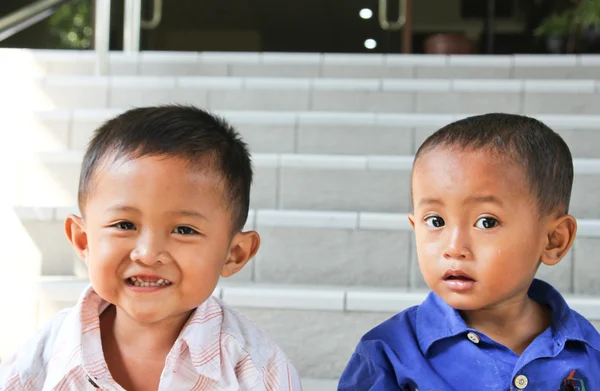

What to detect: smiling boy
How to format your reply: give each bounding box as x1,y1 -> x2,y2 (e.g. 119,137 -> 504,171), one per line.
338,113 -> 600,390
0,106 -> 301,390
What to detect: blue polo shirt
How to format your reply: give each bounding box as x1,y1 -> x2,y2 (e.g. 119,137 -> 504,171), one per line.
338,279 -> 600,391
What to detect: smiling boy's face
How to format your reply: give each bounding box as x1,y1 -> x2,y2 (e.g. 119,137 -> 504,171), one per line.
409,146 -> 553,311
65,155 -> 258,325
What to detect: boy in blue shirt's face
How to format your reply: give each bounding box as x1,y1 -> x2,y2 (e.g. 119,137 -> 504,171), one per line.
339,113 -> 600,391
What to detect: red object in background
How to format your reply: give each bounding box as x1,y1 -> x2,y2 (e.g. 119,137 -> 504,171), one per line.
424,33 -> 477,54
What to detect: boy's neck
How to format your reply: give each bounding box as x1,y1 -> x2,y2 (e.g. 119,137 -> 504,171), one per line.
99,305 -> 193,390
100,304 -> 192,357
459,295 -> 552,356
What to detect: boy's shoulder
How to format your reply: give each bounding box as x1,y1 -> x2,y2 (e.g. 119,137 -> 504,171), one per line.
356,304 -> 421,357
0,308 -> 72,389
531,279 -> 600,350
338,304 -> 426,390
213,297 -> 291,369
568,308 -> 600,349
183,296 -> 300,388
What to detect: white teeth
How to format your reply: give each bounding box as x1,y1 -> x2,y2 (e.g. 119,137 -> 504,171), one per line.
128,277 -> 172,287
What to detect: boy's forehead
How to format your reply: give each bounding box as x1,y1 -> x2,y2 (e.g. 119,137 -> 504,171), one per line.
84,154 -> 226,207
411,147 -> 531,204
95,153 -> 220,181
413,146 -> 512,176
102,151 -> 216,171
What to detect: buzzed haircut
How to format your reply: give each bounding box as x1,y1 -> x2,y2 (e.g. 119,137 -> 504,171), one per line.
415,113 -> 573,215
78,105 -> 252,231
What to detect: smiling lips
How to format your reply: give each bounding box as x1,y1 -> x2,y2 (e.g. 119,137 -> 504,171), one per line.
443,269 -> 475,291
126,276 -> 172,287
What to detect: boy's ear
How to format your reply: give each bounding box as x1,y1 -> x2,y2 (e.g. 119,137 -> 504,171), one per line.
65,214 -> 89,263
221,230 -> 260,278
540,214 -> 577,267
408,213 -> 416,230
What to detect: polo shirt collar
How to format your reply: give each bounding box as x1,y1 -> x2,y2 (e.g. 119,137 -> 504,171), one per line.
416,279 -> 599,354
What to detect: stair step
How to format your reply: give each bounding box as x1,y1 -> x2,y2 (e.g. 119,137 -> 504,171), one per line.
15,109 -> 600,158
14,152 -> 600,218
2,49 -> 599,80
301,379 -> 338,391
2,75 -> 600,115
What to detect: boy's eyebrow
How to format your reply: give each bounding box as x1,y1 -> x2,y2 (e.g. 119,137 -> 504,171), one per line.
417,198 -> 444,207
106,205 -> 140,214
416,196 -> 503,208
464,195 -> 504,206
105,206 -> 209,221
167,209 -> 210,221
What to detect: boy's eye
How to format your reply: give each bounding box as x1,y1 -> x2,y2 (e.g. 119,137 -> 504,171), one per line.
424,216 -> 445,228
114,221 -> 136,230
173,226 -> 198,235
475,217 -> 499,229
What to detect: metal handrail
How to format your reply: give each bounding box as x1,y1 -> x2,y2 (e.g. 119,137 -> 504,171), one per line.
0,0 -> 76,42
141,0 -> 162,29
378,0 -> 406,31
95,0 -> 110,75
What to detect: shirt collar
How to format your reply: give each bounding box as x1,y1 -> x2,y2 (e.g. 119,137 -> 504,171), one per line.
178,296 -> 224,381
47,285 -> 225,387
44,285 -> 111,389
416,288 -> 469,354
529,279 -> 600,352
416,279 -> 599,355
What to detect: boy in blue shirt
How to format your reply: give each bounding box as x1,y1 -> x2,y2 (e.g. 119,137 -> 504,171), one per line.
339,113 -> 600,390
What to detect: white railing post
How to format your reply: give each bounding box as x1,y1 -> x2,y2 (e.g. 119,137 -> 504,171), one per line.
123,0 -> 141,52
94,0 -> 110,75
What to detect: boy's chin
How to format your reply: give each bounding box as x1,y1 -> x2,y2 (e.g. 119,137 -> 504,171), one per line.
434,290 -> 485,312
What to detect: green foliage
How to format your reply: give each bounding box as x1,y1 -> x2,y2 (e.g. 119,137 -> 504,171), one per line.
48,1 -> 92,49
534,10 -> 576,37
575,0 -> 600,28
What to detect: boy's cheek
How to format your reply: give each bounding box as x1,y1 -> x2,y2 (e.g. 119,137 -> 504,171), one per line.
414,228 -> 437,249
420,240 -> 442,258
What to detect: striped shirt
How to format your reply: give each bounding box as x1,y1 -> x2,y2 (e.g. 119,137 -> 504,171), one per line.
0,286 -> 302,391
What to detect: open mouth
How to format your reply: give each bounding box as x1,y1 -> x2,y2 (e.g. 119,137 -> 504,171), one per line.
442,270 -> 476,291
445,275 -> 475,281
126,276 -> 172,287
443,270 -> 475,282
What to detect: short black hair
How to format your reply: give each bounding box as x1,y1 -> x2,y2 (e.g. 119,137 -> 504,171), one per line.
79,105 -> 252,231
414,113 -> 573,215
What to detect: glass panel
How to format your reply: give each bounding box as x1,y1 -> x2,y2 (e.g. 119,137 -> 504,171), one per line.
139,0 -> 402,53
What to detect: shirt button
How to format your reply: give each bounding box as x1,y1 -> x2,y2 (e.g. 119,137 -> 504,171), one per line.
86,375 -> 99,388
467,332 -> 480,344
514,375 -> 528,389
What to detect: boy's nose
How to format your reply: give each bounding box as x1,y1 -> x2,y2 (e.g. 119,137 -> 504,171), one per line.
443,228 -> 473,260
130,231 -> 169,265
443,245 -> 472,260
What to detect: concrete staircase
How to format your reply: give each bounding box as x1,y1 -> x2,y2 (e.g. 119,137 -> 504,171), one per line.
3,50 -> 600,389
